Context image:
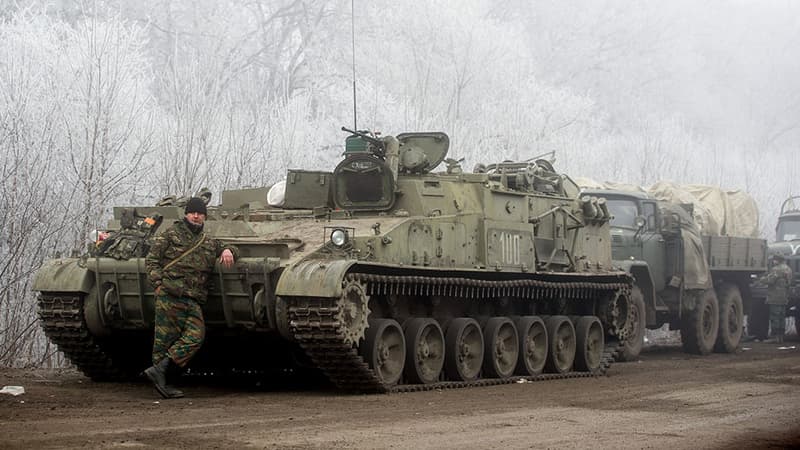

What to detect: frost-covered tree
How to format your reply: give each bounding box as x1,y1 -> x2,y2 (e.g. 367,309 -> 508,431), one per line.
55,15 -> 157,246
0,13 -> 67,366
1,0 -> 799,367
0,10 -> 156,366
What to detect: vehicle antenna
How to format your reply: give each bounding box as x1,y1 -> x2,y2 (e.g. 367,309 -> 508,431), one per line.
350,0 -> 358,131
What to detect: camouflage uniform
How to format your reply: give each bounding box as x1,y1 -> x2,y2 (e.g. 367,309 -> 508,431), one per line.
762,259 -> 793,339
145,219 -> 238,367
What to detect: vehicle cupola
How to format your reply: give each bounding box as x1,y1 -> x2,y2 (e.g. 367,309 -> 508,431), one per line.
333,128 -> 396,211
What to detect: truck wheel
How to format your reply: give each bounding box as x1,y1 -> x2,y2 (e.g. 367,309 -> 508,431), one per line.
618,286 -> 645,362
681,289 -> 719,355
714,283 -> 744,353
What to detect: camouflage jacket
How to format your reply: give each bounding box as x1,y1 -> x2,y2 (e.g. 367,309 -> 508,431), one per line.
762,262 -> 793,305
145,219 -> 239,304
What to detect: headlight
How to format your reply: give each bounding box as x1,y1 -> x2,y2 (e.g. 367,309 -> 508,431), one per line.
330,229 -> 348,247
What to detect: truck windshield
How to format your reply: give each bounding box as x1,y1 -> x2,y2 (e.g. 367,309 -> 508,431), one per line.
605,199 -> 639,228
776,218 -> 800,241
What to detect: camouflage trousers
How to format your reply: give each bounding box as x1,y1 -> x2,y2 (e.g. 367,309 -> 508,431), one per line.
769,304 -> 786,337
152,294 -> 205,367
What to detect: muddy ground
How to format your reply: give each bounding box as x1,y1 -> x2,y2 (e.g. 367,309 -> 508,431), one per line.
2,338 -> 800,449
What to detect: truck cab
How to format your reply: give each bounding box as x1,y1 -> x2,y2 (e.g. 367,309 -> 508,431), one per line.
752,195 -> 800,338
583,188 -> 767,360
600,192 -> 669,295
774,196 -> 800,252
774,196 -> 800,304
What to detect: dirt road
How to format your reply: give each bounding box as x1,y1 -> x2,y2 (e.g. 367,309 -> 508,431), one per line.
2,340 -> 800,449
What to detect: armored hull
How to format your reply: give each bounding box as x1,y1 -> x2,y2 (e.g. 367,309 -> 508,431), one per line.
34,130 -> 633,392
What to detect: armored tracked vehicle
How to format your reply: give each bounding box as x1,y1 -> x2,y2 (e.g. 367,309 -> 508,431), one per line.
34,129 -> 633,392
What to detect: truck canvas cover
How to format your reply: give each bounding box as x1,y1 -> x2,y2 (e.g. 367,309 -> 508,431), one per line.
649,182 -> 760,238
660,201 -> 712,290
575,178 -> 760,238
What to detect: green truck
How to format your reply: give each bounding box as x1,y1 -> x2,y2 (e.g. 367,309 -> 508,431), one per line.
749,195 -> 800,338
581,189 -> 767,360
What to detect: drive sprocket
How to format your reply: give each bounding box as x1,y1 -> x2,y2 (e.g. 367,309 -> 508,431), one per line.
601,287 -> 633,341
337,277 -> 371,346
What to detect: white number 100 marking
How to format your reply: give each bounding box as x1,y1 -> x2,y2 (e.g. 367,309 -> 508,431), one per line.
500,232 -> 521,265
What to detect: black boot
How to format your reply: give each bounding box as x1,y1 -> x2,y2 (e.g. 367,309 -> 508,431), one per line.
164,360 -> 185,398
145,358 -> 183,399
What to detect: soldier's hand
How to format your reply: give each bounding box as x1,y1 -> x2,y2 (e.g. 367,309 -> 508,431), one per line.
220,248 -> 234,268
154,285 -> 162,296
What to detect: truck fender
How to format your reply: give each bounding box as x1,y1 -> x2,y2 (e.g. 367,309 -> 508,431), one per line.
616,260 -> 657,327
275,259 -> 357,298
31,259 -> 94,294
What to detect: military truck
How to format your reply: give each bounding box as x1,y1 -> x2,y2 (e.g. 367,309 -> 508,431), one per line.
749,195 -> 800,338
581,189 -> 767,360
33,129 -> 633,393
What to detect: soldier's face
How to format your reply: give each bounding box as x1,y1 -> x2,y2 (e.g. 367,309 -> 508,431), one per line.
185,212 -> 206,226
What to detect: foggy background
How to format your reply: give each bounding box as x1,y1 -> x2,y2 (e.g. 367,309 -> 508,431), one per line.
1,0 -> 798,366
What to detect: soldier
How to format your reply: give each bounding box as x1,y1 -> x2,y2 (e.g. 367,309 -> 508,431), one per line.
761,254 -> 793,344
143,197 -> 238,398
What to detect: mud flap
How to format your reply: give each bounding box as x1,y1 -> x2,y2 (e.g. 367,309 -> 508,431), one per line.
32,259 -> 94,293
275,259 -> 356,298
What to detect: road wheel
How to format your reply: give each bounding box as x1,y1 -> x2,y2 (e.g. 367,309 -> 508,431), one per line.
544,316 -> 576,373
362,319 -> 405,387
617,286 -> 645,362
714,283 -> 744,353
681,289 -> 719,355
444,318 -> 484,381
482,317 -> 519,378
403,318 -> 445,384
514,316 -> 548,375
574,316 -> 604,372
